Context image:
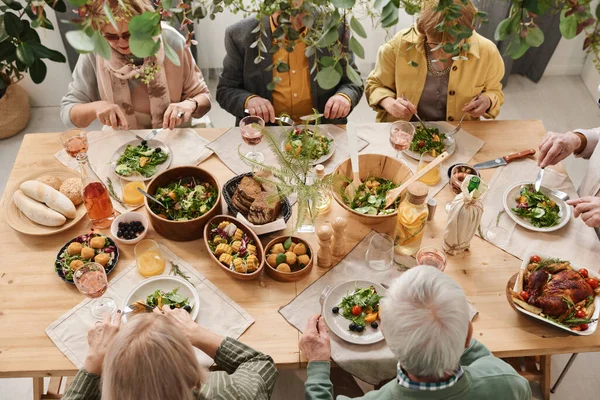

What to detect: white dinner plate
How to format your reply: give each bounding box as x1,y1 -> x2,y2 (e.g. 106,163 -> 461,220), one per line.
322,280 -> 386,345
403,122 -> 456,161
280,126 -> 336,166
121,276 -> 199,323
512,251 -> 599,336
110,139 -> 172,182
503,182 -> 571,233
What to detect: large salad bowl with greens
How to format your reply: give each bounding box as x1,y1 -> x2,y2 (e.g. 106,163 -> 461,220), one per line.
503,182 -> 571,233
144,166 -> 221,241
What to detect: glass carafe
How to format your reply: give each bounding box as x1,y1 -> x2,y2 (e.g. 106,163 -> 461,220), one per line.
77,153 -> 115,229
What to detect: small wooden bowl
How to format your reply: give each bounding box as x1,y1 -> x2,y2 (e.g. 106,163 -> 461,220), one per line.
332,153 -> 414,225
203,215 -> 265,280
144,166 -> 221,242
264,236 -> 313,282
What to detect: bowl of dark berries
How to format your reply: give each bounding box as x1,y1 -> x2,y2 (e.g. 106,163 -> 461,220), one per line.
111,212 -> 149,244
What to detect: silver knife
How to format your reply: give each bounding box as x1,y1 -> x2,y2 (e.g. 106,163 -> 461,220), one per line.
534,168 -> 545,192
474,149 -> 536,170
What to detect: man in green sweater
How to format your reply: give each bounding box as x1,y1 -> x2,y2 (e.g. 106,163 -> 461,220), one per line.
300,266 -> 532,400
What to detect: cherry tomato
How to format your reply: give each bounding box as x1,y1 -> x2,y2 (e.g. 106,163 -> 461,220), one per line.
351,305 -> 362,316
418,140 -> 425,148
580,323 -> 589,331
585,278 -> 599,289
530,255 -> 541,263
519,291 -> 530,302
575,309 -> 586,319
579,268 -> 589,278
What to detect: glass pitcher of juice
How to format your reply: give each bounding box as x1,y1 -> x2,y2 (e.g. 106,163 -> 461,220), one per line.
417,151 -> 441,186
77,153 -> 115,228
122,180 -> 146,206
135,239 -> 166,278
394,182 -> 429,256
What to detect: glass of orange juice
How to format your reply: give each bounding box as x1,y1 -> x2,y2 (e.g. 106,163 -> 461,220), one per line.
134,239 -> 166,278
122,179 -> 146,207
417,151 -> 441,186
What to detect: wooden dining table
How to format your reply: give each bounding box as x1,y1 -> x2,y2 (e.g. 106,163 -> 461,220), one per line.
0,120 -> 598,400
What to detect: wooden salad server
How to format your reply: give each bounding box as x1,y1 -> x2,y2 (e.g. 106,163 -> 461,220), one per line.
384,151 -> 449,209
344,122 -> 362,200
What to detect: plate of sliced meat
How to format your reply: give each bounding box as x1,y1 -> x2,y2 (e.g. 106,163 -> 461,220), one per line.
508,251 -> 600,335
222,173 -> 291,234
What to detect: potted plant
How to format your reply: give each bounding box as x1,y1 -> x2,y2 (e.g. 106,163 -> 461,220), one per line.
0,0 -> 67,138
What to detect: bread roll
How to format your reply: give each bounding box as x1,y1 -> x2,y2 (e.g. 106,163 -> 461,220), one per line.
60,178 -> 83,206
13,190 -> 66,227
36,175 -> 62,191
20,180 -> 77,219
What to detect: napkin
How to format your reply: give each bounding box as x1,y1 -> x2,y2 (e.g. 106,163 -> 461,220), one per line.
46,244 -> 254,369
354,122 -> 485,197
54,128 -> 213,214
207,124 -> 369,176
280,231 -> 415,385
235,212 -> 287,235
479,160 -> 600,267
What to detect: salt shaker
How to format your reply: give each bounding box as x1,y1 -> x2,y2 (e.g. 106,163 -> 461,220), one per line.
331,217 -> 347,257
317,225 -> 333,268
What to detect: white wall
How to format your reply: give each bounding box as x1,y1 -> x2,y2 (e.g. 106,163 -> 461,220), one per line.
543,35 -> 588,77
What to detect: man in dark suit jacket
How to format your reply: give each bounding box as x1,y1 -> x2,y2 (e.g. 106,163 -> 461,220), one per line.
216,14 -> 364,125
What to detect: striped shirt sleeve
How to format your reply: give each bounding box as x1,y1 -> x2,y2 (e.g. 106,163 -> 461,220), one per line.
197,337 -> 278,400
61,369 -> 102,400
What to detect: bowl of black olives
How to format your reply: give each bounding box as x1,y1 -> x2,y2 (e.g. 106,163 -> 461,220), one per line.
111,212 -> 149,244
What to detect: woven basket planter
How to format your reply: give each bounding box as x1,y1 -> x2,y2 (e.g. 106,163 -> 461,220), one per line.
0,84 -> 30,139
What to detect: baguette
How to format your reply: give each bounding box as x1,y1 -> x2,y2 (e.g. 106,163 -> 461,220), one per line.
13,190 -> 66,227
20,180 -> 77,219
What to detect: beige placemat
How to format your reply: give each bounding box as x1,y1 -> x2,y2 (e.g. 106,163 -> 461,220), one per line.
46,244 -> 254,369
207,124 -> 369,176
479,160 -> 600,267
54,128 -> 213,214
354,122 -> 485,197
279,231 -> 414,384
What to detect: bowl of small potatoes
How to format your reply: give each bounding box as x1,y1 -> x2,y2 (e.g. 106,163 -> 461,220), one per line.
264,236 -> 313,282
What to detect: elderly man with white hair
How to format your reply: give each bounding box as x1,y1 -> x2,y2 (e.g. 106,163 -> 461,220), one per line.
299,266 -> 531,399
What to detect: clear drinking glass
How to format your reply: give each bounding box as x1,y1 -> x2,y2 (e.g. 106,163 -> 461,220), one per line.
365,233 -> 394,271
73,262 -> 116,319
417,150 -> 442,186
61,128 -> 88,158
484,209 -> 513,247
240,116 -> 265,163
416,246 -> 447,271
135,239 -> 166,278
389,121 -> 415,158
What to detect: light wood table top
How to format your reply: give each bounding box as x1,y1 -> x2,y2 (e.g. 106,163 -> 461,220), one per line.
1,120 -> 598,380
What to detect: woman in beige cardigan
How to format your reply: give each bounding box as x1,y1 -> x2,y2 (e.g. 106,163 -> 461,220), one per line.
61,0 -> 211,131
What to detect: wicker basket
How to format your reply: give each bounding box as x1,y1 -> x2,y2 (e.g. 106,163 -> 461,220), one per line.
0,84 -> 30,139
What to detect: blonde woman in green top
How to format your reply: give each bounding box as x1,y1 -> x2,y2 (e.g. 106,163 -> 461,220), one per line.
300,266 -> 531,400
63,307 -> 277,400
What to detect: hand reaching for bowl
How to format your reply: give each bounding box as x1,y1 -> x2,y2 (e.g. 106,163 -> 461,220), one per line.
567,197 -> 600,228
83,311 -> 122,375
299,315 -> 331,362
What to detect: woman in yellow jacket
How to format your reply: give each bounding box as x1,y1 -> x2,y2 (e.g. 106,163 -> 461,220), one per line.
365,0 -> 504,123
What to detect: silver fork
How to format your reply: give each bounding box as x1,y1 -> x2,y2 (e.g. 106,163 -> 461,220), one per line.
319,285 -> 332,313
448,94 -> 479,137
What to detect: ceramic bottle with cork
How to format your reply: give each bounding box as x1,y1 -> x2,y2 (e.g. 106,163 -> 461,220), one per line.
394,182 -> 429,256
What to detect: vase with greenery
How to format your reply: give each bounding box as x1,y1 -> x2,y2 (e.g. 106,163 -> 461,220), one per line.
239,120 -> 335,232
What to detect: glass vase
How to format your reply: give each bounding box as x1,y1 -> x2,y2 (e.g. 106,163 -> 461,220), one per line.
295,198 -> 317,233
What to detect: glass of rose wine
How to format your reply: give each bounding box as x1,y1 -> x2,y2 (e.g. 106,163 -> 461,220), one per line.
61,129 -> 88,158
389,121 -> 415,158
416,246 -> 447,271
73,262 -> 116,319
240,115 -> 265,163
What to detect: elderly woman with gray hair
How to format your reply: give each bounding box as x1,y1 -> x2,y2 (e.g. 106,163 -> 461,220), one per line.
62,307 -> 277,400
300,266 -> 531,399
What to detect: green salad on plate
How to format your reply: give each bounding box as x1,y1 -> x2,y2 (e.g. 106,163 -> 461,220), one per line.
511,184 -> 561,228
115,142 -> 168,178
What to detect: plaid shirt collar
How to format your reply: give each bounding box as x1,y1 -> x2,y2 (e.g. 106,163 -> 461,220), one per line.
397,363 -> 464,391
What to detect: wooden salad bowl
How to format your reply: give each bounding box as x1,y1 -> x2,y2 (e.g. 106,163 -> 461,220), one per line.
203,215 -> 265,280
264,236 -> 314,282
332,153 -> 414,225
144,166 -> 221,241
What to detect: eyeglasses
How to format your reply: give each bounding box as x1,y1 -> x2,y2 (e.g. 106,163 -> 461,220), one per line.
103,31 -> 131,41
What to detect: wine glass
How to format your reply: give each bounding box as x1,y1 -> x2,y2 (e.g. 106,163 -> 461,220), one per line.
417,150 -> 441,186
416,246 -> 447,271
484,209 -> 512,247
135,239 -> 166,278
240,116 -> 265,163
365,233 -> 394,271
73,262 -> 116,319
389,121 -> 415,158
61,128 -> 88,158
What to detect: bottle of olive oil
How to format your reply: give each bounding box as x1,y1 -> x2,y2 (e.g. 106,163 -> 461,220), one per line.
394,182 -> 429,256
